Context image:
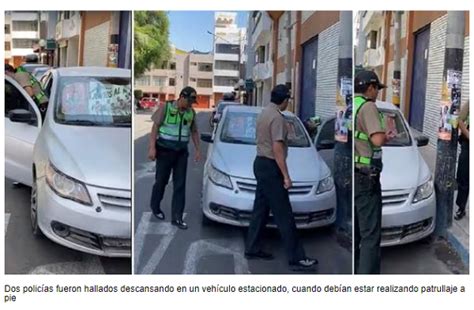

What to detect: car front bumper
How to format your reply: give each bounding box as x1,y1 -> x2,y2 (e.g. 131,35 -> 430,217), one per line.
381,188 -> 436,246
202,176 -> 336,229
37,178 -> 131,257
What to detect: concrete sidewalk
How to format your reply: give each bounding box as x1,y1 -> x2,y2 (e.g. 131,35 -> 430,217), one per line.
415,132 -> 469,268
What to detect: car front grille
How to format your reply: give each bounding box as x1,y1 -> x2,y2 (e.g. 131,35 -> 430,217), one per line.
381,218 -> 433,243
209,203 -> 333,225
50,221 -> 131,255
382,189 -> 411,207
236,181 -> 313,196
98,194 -> 131,209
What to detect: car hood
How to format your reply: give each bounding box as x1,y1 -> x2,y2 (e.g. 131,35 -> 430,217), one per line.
45,124 -> 131,190
381,145 -> 431,190
211,142 -> 329,182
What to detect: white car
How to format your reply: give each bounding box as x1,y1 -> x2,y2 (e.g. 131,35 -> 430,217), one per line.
5,67 -> 132,257
376,101 -> 436,246
200,105 -> 337,229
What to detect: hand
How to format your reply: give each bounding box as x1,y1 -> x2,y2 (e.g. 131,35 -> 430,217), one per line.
148,147 -> 156,161
283,177 -> 292,190
194,151 -> 201,162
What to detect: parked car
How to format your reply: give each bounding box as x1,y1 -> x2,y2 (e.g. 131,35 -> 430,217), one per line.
209,101 -> 242,130
375,100 -> 435,246
19,63 -> 49,74
32,66 -> 51,81
5,67 -> 132,257
200,105 -> 337,229
139,97 -> 159,110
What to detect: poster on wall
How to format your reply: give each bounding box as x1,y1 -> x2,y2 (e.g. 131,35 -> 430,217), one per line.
107,43 -> 119,68
438,69 -> 462,140
335,77 -> 352,143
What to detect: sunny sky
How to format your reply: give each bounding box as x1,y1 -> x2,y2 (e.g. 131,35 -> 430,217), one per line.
167,11 -> 248,52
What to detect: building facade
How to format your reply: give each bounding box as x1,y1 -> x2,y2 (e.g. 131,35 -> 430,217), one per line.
213,12 -> 244,103
5,11 -> 41,67
356,11 -> 470,146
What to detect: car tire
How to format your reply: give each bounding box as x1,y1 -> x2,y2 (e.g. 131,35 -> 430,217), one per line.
30,175 -> 43,237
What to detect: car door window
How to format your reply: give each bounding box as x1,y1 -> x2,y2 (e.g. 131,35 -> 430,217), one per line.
5,80 -> 38,126
315,118 -> 335,145
42,73 -> 53,97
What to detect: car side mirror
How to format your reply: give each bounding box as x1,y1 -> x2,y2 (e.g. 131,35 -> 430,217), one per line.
8,109 -> 34,124
416,135 -> 429,147
316,139 -> 335,151
200,132 -> 214,143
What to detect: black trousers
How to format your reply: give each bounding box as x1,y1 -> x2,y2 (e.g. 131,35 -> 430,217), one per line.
150,145 -> 188,222
456,141 -> 469,212
354,171 -> 382,274
245,156 -> 306,264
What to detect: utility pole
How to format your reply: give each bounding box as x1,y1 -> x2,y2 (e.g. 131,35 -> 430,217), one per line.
434,11 -> 465,238
392,11 -> 402,109
334,11 -> 352,233
285,12 -> 292,91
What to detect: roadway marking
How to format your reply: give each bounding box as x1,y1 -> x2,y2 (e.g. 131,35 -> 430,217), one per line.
5,213 -> 11,234
28,255 -> 105,274
134,212 -> 182,274
183,238 -> 249,274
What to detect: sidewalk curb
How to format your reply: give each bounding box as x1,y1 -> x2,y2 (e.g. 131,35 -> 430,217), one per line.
447,228 -> 469,267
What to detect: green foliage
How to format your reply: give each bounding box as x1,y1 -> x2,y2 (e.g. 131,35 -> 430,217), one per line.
134,11 -> 171,78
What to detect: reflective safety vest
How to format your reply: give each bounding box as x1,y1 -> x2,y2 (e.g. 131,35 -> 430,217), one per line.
157,101 -> 195,150
16,66 -> 48,107
354,96 -> 384,171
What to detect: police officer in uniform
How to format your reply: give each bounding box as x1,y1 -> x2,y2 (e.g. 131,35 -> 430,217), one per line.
354,70 -> 387,274
148,86 -> 201,229
5,63 -> 48,113
245,84 -> 317,271
455,101 -> 469,220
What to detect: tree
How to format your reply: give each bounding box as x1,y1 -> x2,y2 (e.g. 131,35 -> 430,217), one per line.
134,11 -> 171,78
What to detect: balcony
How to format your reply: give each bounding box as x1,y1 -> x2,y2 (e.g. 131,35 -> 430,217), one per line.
213,85 -> 235,93
251,12 -> 272,47
11,31 -> 38,39
214,53 -> 239,62
361,11 -> 384,33
363,48 -> 384,68
253,61 -> 273,81
214,69 -> 240,78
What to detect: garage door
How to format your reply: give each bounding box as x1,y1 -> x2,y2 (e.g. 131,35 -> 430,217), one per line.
84,21 -> 109,67
195,95 -> 210,109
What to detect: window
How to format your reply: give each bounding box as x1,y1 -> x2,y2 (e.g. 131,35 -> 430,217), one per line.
191,62 -> 197,66
135,76 -> 150,86
5,80 -> 38,126
198,63 -> 213,72
197,79 -> 212,88
12,39 -> 38,49
216,43 -> 240,54
367,31 -> 377,49
152,76 -> 166,86
170,62 -> 176,70
5,24 -> 10,34
169,78 -> 176,86
256,45 -> 266,63
215,61 -> 239,71
5,42 -> 11,51
190,78 -> 197,82
12,21 -> 38,31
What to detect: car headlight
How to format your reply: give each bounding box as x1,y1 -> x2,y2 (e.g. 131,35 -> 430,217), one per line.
208,164 -> 233,189
46,162 -> 93,206
316,175 -> 334,194
413,177 -> 434,203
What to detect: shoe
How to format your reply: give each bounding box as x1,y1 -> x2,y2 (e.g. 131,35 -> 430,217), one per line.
244,251 -> 274,260
171,220 -> 188,230
152,210 -> 165,220
454,210 -> 466,221
289,258 -> 318,271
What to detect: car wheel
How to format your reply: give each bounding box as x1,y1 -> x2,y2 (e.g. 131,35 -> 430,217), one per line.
30,176 -> 42,237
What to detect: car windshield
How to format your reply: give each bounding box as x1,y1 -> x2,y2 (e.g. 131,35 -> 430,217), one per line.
55,76 -> 131,127
220,111 -> 310,147
379,108 -> 412,146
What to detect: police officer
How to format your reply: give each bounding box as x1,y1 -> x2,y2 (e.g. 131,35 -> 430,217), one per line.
455,101 -> 469,220
5,63 -> 48,112
148,86 -> 201,229
245,84 -> 317,271
354,70 -> 387,274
